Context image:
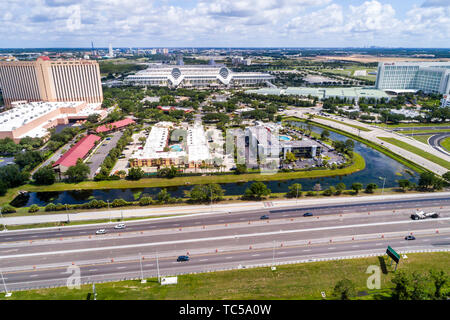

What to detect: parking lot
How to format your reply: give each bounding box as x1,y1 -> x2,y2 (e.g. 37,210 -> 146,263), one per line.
86,130 -> 123,178
110,129 -> 148,174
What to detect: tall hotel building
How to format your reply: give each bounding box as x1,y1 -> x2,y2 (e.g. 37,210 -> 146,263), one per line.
0,56 -> 103,107
375,61 -> 450,95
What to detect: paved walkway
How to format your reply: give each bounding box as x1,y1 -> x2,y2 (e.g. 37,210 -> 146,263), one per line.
1,191 -> 449,226
284,110 -> 450,175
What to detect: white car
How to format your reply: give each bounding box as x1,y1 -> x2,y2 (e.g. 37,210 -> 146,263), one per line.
95,229 -> 106,235
114,224 -> 126,229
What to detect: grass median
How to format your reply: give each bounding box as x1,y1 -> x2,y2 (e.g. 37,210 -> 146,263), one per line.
441,137 -> 450,152
2,252 -> 448,300
314,115 -> 372,132
378,137 -> 450,170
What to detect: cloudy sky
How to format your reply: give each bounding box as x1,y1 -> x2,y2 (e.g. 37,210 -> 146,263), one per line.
1,0 -> 449,48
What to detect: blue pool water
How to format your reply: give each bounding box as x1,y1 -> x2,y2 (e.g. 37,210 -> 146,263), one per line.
170,144 -> 183,151
279,135 -> 292,141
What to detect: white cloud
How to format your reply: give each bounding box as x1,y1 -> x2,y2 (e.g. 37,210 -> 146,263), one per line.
0,0 -> 448,47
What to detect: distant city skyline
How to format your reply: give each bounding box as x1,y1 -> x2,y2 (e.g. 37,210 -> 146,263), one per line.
0,0 -> 449,48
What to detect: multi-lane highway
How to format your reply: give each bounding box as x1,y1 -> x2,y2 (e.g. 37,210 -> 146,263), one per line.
0,194 -> 449,292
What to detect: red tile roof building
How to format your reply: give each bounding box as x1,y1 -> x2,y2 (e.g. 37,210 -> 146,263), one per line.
53,134 -> 101,172
95,118 -> 135,133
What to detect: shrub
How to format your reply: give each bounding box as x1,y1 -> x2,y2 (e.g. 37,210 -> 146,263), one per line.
139,197 -> 153,206
2,204 -> 16,214
28,204 -> 40,213
45,203 -> 57,212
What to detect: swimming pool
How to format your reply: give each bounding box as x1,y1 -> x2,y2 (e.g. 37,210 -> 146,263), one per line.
170,144 -> 183,151
279,135 -> 292,141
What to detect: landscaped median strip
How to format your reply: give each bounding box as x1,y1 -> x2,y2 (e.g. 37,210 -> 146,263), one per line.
378,137 -> 450,170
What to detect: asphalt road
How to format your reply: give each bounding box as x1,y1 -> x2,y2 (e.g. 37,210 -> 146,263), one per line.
1,194 -> 449,244
394,126 -> 450,131
428,133 -> 450,156
2,233 -> 449,292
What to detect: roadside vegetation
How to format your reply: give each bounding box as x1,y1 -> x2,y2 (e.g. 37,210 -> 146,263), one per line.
2,252 -> 448,300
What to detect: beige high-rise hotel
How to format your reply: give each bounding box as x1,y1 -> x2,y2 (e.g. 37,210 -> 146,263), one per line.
0,56 -> 103,107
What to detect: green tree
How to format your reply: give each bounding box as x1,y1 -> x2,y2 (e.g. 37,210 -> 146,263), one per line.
335,182 -> 346,195
157,165 -> 178,178
156,188 -> 171,203
391,270 -> 411,300
284,151 -> 297,163
65,160 -> 90,183
351,182 -> 363,195
443,171 -> 450,182
332,279 -> 356,300
244,182 -> 271,199
234,164 -> 248,175
127,167 -> 145,180
320,129 -> 330,140
187,184 -> 224,203
429,270 -> 448,300
32,165 -> 56,185
286,183 -> 302,198
398,179 -> 411,192
365,183 -> 378,194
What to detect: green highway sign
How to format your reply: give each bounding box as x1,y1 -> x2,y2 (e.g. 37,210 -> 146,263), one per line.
386,246 -> 400,264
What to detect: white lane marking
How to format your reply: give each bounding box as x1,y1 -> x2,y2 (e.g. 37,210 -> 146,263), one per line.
89,269 -> 98,272
199,259 -> 208,261
4,218 -> 450,260
278,252 -> 286,254
144,264 -> 153,267
421,239 -> 430,242
29,274 -> 38,277
79,232 -> 87,234
117,266 -> 126,269
225,257 -> 233,259
55,234 -> 63,236
375,243 -> 382,246
352,245 -> 360,248
328,247 -> 335,250
303,249 -> 311,252
252,254 -> 260,257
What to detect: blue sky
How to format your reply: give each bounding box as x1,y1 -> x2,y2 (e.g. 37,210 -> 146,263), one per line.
0,0 -> 449,48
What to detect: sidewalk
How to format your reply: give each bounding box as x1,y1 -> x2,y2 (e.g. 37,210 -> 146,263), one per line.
2,191 -> 449,226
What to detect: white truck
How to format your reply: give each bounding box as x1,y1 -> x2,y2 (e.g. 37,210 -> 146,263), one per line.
410,210 -> 439,220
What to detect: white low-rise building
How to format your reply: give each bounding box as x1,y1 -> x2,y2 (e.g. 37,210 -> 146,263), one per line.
0,101 -> 105,142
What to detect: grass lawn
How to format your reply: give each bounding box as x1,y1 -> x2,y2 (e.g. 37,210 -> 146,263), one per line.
398,129 -> 450,135
375,122 -> 450,129
412,135 -> 432,145
0,153 -> 365,205
314,115 -> 372,132
2,252 -> 448,300
378,137 -> 450,170
441,137 -> 450,152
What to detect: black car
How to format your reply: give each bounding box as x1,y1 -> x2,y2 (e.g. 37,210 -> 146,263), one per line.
260,215 -> 269,220
177,255 -> 190,262
303,212 -> 313,217
405,235 -> 416,241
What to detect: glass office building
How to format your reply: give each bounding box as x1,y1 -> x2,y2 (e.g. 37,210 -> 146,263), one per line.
375,62 -> 450,95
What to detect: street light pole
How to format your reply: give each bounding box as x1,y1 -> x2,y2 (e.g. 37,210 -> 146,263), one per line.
139,252 -> 144,281
379,176 -> 386,195
0,269 -> 11,297
156,252 -> 160,283
0,210 -> 7,231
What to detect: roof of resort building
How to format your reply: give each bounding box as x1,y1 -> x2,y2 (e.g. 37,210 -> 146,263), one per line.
95,118 -> 135,133
53,134 -> 101,168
